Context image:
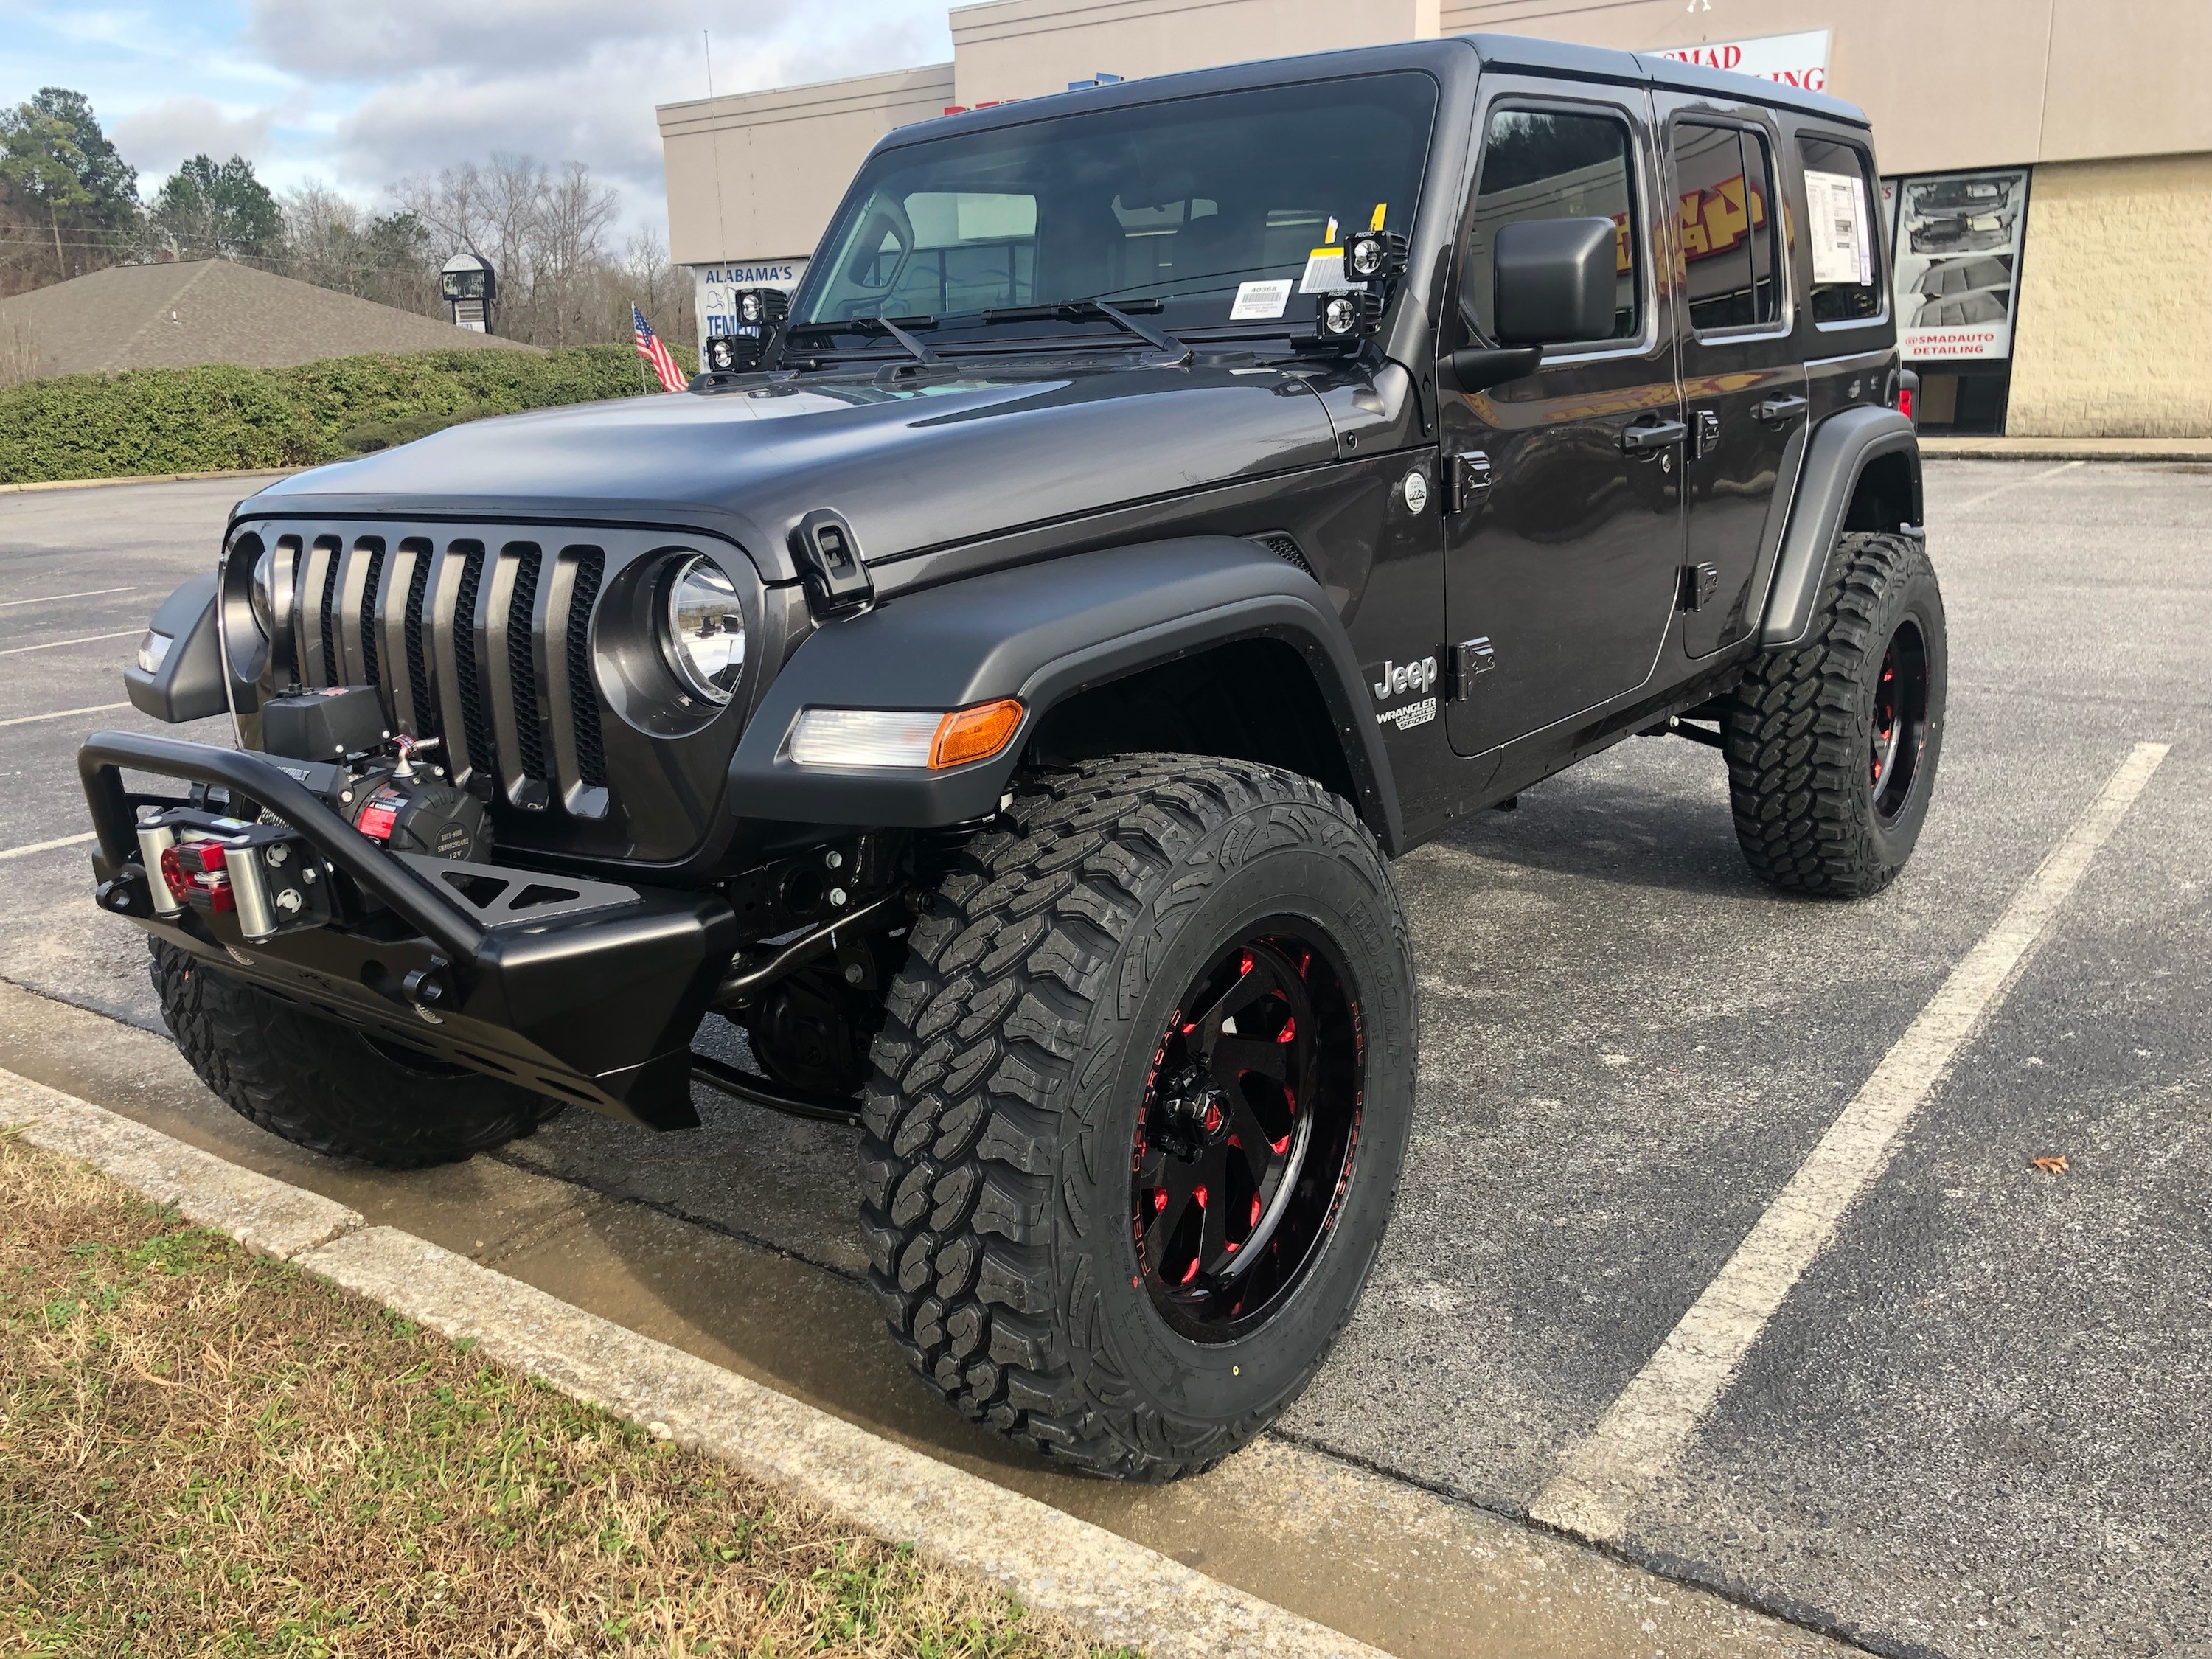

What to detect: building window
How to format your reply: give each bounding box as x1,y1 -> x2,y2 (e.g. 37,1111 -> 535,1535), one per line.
1464,108 -> 1642,344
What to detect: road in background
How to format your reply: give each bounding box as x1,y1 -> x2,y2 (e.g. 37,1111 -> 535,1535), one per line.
3,463 -> 2205,1658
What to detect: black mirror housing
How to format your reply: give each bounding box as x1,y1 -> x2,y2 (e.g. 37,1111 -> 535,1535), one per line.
1494,217 -> 1620,347
124,574 -> 227,724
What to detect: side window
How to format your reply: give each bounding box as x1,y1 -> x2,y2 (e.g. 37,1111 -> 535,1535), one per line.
1671,121 -> 1781,331
1796,136 -> 1883,323
1463,108 -> 1641,344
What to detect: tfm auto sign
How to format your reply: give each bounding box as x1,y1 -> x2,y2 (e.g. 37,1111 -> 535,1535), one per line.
1655,29 -> 1832,93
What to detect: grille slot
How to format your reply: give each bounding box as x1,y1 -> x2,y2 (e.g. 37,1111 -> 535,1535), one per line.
355,543 -> 386,686
566,551 -> 608,790
400,541 -> 435,732
449,544 -> 495,784
315,540 -> 343,684
504,545 -> 549,785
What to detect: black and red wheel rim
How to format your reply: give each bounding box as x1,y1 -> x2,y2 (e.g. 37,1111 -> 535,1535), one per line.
1870,618 -> 1931,824
1130,922 -> 1363,1344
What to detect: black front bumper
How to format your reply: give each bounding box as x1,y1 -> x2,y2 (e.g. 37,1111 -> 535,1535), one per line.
80,731 -> 737,1129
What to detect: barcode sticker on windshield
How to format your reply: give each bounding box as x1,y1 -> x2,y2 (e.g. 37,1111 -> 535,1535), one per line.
1805,169 -> 1871,286
1299,247 -> 1355,294
1230,279 -> 1293,320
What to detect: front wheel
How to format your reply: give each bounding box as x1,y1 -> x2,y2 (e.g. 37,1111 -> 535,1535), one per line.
1726,530 -> 1947,897
858,756 -> 1415,1480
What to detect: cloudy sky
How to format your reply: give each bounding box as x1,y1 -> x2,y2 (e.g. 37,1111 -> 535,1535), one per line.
0,0 -> 950,236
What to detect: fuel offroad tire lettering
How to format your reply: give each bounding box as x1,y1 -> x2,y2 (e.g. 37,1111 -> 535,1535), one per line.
150,941 -> 566,1168
1725,531 -> 1948,897
856,754 -> 1416,1481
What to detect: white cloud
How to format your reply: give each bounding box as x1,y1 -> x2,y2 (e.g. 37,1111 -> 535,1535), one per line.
246,0 -> 777,80
111,97 -> 279,178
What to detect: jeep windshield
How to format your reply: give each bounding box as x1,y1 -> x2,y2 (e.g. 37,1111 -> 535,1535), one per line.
790,72 -> 1439,355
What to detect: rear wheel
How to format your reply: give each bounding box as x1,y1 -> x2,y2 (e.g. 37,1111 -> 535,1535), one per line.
857,755 -> 1414,1480
1725,530 -> 1947,897
150,940 -> 564,1167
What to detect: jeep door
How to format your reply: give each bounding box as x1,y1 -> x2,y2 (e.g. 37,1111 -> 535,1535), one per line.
1653,95 -> 1808,657
1436,80 -> 1683,759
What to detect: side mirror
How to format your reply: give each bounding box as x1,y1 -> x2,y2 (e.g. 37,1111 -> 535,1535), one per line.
125,574 -> 227,723
1494,216 -> 1620,347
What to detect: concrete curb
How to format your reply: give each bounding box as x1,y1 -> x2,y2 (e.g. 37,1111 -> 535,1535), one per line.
1921,437 -> 2212,462
0,1063 -> 1384,1659
0,467 -> 302,495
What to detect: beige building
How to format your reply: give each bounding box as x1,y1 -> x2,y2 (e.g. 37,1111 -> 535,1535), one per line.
657,0 -> 2212,437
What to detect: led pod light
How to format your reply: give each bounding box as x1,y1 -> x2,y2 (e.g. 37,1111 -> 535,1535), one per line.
1318,290 -> 1385,339
786,698 -> 1023,770
1344,229 -> 1408,280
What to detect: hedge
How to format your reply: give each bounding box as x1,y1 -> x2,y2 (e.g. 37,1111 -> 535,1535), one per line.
0,341 -> 700,485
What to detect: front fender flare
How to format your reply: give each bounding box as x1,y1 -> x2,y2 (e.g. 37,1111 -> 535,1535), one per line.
1759,406 -> 1922,650
727,538 -> 1402,851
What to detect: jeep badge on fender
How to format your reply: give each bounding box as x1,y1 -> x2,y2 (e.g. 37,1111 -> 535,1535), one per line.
79,33 -> 1939,1484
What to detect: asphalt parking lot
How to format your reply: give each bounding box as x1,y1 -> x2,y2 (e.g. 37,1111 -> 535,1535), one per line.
2,461 -> 2205,1658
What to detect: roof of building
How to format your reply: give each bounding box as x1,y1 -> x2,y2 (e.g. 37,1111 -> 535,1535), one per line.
0,259 -> 539,378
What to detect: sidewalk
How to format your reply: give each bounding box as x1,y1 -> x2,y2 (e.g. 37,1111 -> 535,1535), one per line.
1921,435 -> 2212,462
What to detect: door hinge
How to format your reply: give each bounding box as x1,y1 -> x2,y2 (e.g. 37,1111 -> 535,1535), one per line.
1680,561 -> 1720,612
1449,636 -> 1496,699
1693,408 -> 1721,459
1444,450 -> 1493,515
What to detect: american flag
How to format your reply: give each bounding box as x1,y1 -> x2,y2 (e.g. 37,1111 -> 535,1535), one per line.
633,304 -> 688,393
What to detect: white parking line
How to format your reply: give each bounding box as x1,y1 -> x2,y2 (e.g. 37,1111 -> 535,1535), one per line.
1531,740 -> 2171,1545
1949,458 -> 2083,516
0,586 -> 135,608
0,701 -> 132,728
0,831 -> 97,862
0,629 -> 142,657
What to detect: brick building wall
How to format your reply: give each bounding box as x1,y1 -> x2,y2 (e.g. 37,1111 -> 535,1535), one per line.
2007,154 -> 2212,438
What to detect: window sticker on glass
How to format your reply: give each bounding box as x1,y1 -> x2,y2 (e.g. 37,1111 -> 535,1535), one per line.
1805,168 -> 1871,287
1298,246 -> 1354,293
1230,279 -> 1293,319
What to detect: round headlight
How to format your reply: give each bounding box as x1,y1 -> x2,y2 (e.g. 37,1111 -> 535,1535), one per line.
659,554 -> 745,703
248,546 -> 289,639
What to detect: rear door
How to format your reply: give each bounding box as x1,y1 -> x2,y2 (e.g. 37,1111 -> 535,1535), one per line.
1653,96 -> 1808,657
1437,79 -> 1684,759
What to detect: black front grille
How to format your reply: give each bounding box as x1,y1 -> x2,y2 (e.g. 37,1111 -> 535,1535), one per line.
282,526 -> 616,819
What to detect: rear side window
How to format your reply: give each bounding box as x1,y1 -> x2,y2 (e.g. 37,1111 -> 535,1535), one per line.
1671,121 -> 1781,331
1796,135 -> 1882,323
1463,108 -> 1641,344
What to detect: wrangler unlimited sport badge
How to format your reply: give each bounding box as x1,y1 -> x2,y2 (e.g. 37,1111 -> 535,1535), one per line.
1371,655 -> 1440,730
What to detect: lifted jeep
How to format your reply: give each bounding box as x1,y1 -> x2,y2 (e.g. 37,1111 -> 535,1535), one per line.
85,34 -> 1941,1481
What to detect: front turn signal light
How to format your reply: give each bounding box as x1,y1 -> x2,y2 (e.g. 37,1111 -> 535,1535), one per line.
930,698 -> 1023,768
786,698 -> 1024,770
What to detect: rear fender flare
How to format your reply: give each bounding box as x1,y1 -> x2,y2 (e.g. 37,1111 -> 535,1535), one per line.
1759,406 -> 1923,650
726,538 -> 1403,852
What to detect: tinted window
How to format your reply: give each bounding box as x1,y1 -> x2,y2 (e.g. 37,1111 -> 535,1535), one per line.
1463,108 -> 1640,344
1797,136 -> 1882,323
1672,121 -> 1780,331
797,74 -> 1440,333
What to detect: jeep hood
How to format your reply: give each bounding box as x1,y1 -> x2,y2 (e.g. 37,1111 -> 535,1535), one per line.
243,361 -> 1339,584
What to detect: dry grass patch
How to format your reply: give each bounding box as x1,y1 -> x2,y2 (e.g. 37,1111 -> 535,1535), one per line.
0,1131 -> 1130,1658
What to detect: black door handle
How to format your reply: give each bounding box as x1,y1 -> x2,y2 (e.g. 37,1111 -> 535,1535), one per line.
1753,394 -> 1809,425
1621,418 -> 1688,455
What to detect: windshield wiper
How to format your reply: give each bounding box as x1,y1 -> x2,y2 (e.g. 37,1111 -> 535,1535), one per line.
978,297 -> 1192,365
788,313 -> 941,364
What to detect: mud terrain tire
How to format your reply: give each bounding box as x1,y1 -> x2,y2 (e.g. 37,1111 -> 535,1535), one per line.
150,940 -> 564,1167
858,755 -> 1416,1481
1726,530 -> 1947,897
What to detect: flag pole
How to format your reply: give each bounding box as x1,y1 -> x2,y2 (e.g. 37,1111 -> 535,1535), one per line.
633,300 -> 650,397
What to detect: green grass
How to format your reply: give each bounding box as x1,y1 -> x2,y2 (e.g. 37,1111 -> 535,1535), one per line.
0,1132 -> 1135,1659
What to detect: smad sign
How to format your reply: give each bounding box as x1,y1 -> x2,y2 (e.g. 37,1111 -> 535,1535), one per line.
1655,29 -> 1832,93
